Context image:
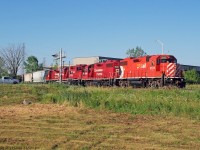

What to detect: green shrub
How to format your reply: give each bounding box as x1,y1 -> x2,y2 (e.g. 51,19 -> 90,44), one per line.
183,69 -> 200,84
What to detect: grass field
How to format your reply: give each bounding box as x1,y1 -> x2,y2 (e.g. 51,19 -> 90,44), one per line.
0,84 -> 200,149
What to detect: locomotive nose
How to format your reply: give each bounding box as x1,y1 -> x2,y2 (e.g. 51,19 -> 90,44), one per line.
175,64 -> 182,77
166,63 -> 181,77
166,63 -> 175,77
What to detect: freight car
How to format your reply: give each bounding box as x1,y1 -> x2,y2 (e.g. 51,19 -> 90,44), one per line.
24,70 -> 49,83
45,54 -> 185,88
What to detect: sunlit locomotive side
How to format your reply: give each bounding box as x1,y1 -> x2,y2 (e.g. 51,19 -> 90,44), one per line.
81,60 -> 120,86
44,54 -> 185,88
117,55 -> 185,87
45,67 -> 69,83
45,69 -> 60,83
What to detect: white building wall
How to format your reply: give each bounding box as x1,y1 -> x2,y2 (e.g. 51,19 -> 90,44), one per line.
73,56 -> 122,65
73,57 -> 99,65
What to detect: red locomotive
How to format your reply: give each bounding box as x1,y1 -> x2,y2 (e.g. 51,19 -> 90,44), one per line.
117,55 -> 184,87
81,60 -> 120,86
46,69 -> 59,82
45,54 -> 185,88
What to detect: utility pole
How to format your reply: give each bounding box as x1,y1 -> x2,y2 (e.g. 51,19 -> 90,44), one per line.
156,40 -> 164,55
59,49 -> 62,83
52,49 -> 66,84
156,40 -> 165,74
43,57 -> 46,69
22,44 -> 25,82
68,61 -> 71,79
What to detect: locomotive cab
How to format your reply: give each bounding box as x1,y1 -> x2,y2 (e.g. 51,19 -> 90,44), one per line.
45,69 -> 59,82
82,64 -> 94,79
157,55 -> 177,65
155,55 -> 185,87
156,55 -> 179,77
70,64 -> 86,79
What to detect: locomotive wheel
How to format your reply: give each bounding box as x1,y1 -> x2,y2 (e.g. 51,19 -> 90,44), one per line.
148,80 -> 159,88
119,80 -> 129,87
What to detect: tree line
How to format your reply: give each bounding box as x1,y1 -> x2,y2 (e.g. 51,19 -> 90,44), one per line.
0,43 -> 199,84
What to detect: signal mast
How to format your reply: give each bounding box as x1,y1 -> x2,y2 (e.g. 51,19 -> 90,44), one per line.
52,48 -> 66,83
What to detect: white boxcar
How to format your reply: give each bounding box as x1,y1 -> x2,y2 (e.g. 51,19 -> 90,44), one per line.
24,73 -> 32,82
24,70 -> 48,83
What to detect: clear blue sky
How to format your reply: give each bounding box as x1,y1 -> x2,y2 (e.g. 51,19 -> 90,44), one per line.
0,0 -> 199,66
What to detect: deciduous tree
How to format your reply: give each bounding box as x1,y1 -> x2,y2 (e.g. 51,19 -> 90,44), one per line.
0,57 -> 8,77
126,46 -> 147,57
0,43 -> 25,77
24,56 -> 43,73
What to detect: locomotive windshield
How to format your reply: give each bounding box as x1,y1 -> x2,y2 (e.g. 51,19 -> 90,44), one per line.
158,56 -> 177,64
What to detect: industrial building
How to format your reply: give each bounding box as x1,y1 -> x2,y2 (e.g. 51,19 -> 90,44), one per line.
73,56 -> 122,65
180,64 -> 200,74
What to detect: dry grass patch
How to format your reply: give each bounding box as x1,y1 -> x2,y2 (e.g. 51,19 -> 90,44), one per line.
0,104 -> 200,149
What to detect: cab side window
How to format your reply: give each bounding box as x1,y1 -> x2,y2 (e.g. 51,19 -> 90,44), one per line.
157,59 -> 160,65
151,61 -> 155,66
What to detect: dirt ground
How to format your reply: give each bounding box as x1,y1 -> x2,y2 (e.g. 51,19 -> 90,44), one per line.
0,104 -> 200,149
